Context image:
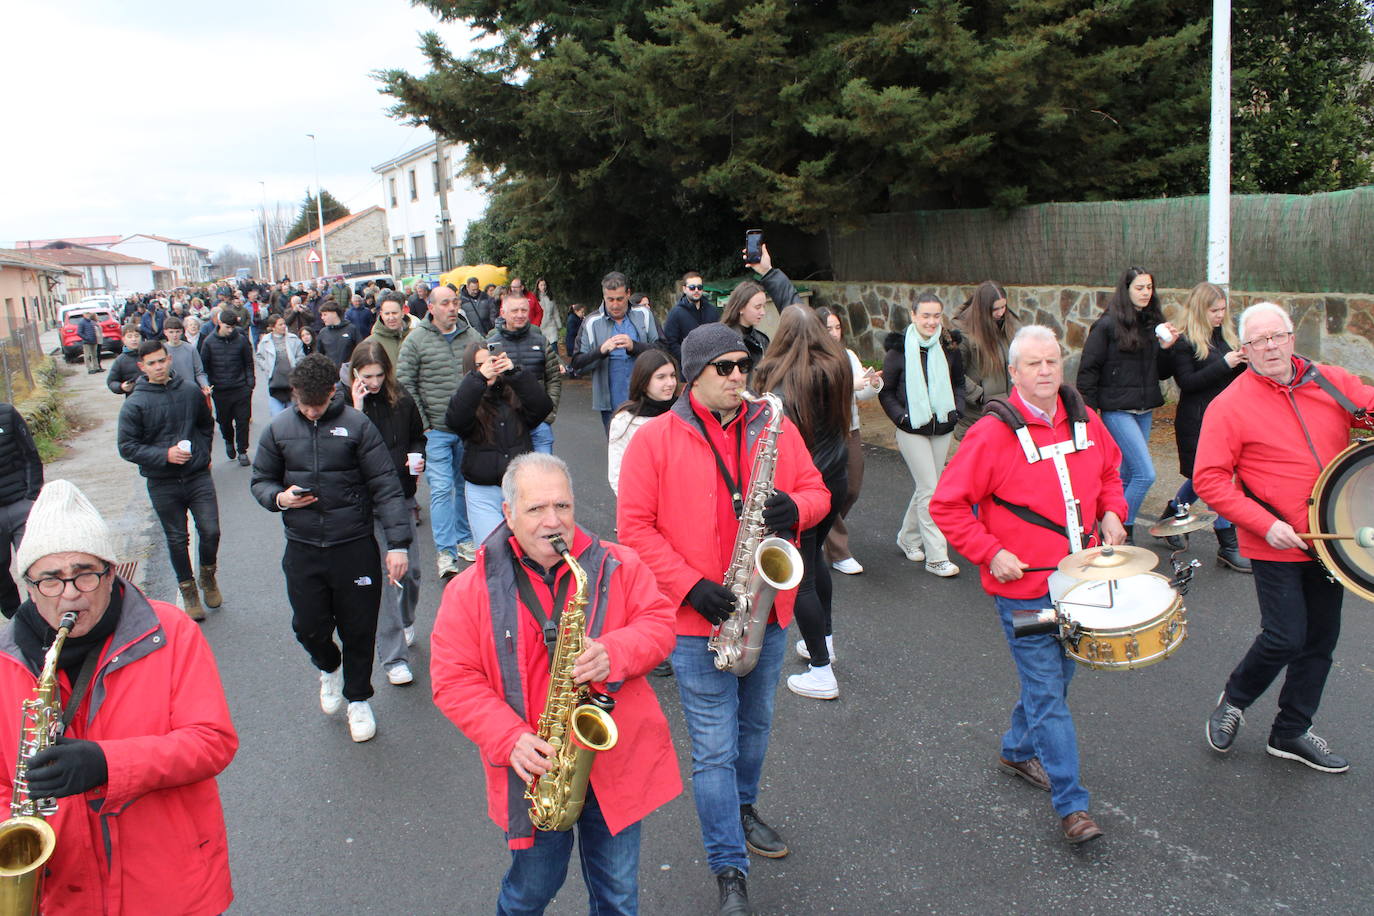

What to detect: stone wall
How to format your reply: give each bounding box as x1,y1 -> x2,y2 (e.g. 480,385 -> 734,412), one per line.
808,281 -> 1374,381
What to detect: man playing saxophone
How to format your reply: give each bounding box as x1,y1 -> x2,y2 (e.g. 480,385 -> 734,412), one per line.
0,480 -> 237,915
617,324 -> 829,916
431,452 -> 680,915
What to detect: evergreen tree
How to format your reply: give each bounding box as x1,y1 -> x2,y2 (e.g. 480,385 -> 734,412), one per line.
285,189 -> 351,243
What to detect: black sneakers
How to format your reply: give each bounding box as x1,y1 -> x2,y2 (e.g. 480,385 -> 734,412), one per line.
1267,731 -> 1350,774
716,867 -> 751,916
1206,693 -> 1245,752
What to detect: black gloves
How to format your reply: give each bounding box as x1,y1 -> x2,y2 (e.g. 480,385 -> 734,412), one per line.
26,736 -> 108,798
686,578 -> 736,626
761,490 -> 799,535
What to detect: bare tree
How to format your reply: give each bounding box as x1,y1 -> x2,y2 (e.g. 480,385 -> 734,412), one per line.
214,245 -> 257,273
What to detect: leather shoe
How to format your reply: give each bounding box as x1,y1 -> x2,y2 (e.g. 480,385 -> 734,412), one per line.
716,867 -> 751,915
1062,810 -> 1103,845
652,660 -> 673,677
997,755 -> 1050,791
740,805 -> 788,858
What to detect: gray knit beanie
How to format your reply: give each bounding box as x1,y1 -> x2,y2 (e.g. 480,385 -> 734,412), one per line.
16,480 -> 118,577
681,323 -> 748,384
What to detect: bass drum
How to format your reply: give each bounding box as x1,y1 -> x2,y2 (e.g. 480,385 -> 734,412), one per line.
1308,440 -> 1374,603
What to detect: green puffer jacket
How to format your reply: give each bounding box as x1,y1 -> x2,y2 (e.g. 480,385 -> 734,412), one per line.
395,315 -> 483,432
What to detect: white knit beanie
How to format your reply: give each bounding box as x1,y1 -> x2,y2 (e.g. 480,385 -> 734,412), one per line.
15,480 -> 118,577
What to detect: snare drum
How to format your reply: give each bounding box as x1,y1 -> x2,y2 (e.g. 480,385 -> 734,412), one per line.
1055,572 -> 1187,670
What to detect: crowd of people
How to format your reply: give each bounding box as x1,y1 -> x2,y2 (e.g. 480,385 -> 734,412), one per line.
0,250 -> 1365,915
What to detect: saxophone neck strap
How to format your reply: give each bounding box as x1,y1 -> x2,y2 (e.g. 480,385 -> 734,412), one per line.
509,554 -> 572,661
59,649 -> 101,734
691,406 -> 747,519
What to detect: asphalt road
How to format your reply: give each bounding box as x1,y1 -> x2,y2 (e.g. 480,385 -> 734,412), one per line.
147,377 -> 1374,915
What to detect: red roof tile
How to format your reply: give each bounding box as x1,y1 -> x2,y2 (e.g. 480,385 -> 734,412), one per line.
16,235 -> 121,249
27,246 -> 153,267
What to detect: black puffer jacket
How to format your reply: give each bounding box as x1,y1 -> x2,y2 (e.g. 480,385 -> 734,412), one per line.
1075,318 -> 1172,412
359,389 -> 426,500
250,398 -> 410,549
315,322 -> 358,367
105,350 -> 142,398
1171,327 -> 1244,476
200,328 -> 255,391
443,368 -> 553,486
880,330 -> 966,436
0,404 -> 42,505
116,374 -> 215,479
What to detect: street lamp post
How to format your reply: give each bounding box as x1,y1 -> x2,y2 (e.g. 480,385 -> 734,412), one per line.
1207,0 -> 1231,289
306,133 -> 329,278
260,180 -> 276,282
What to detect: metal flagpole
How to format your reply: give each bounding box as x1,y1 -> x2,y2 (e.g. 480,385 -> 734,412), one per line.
1207,0 -> 1231,289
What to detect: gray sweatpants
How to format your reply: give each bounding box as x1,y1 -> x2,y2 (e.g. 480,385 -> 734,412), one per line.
374,505 -> 421,669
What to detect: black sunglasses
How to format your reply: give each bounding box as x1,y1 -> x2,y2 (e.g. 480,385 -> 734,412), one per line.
685,284 -> 703,291
709,358 -> 753,377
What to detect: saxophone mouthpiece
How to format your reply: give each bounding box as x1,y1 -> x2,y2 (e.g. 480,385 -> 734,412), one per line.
547,534 -> 569,556
57,612 -> 77,632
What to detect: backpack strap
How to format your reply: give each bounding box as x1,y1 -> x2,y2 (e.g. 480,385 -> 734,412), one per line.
1302,362 -> 1372,427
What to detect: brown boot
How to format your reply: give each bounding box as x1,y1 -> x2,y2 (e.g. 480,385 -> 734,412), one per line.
198,565 -> 223,609
179,580 -> 206,621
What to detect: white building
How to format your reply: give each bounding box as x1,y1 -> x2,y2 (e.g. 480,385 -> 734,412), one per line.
372,139 -> 482,275
109,234 -> 212,286
25,245 -> 156,300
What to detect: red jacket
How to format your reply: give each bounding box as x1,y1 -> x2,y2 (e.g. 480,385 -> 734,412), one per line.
616,393 -> 831,636
930,389 -> 1127,598
1194,358 -> 1374,562
0,586 -> 236,916
431,527 -> 681,849
521,291 -> 544,329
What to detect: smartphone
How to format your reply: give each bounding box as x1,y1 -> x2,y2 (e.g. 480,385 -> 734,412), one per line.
744,229 -> 764,265
487,341 -> 506,357
293,486 -> 314,496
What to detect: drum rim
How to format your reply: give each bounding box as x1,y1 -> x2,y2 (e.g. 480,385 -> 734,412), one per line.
1310,440 -> 1374,603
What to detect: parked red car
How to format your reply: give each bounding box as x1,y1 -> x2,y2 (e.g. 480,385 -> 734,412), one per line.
59,304 -> 123,362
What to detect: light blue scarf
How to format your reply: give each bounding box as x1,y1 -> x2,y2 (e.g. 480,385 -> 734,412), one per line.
904,324 -> 955,429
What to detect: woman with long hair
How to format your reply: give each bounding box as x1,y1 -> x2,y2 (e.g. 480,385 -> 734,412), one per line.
880,293 -> 965,577
536,277 -> 562,344
298,325 -> 316,355
720,281 -> 771,371
1164,281 -> 1249,570
608,350 -> 679,496
445,341 -> 553,545
754,305 -> 852,700
954,280 -> 1020,438
1076,267 -> 1179,543
348,340 -> 427,684
814,307 -> 883,575
255,313 -> 306,416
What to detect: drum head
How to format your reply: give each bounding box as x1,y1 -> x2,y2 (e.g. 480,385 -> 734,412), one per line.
1059,574 -> 1176,629
1310,441 -> 1374,603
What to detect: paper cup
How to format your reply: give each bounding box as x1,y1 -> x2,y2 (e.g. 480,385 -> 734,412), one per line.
407,452 -> 423,475
1154,323 -> 1174,345
177,439 -> 192,453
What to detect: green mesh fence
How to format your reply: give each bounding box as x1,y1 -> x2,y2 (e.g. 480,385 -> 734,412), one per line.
831,187 -> 1374,294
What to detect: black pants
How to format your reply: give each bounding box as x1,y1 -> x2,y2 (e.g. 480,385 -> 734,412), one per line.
1225,558 -> 1343,738
794,467 -> 846,667
283,536 -> 382,702
211,387 -> 251,456
146,473 -> 221,583
0,498 -> 33,617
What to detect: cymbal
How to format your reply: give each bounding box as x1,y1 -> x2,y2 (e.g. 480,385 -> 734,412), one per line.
1057,544 -> 1159,581
1147,510 -> 1217,538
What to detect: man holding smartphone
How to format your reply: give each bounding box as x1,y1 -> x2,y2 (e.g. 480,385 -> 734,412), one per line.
487,290 -> 563,453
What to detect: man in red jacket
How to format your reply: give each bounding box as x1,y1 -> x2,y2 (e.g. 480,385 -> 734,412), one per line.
1194,302 -> 1374,773
931,326 -> 1126,846
0,480 -> 236,916
431,452 -> 680,914
617,323 -> 829,916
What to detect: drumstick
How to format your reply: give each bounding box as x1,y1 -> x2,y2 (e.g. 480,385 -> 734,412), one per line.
1300,526 -> 1374,548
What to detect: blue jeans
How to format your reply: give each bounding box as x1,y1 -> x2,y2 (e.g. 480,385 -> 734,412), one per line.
1100,410 -> 1156,525
465,481 -> 506,547
994,595 -> 1089,817
1173,479 -> 1231,528
496,789 -> 641,915
530,421 -> 554,454
671,622 -> 787,875
425,429 -> 472,553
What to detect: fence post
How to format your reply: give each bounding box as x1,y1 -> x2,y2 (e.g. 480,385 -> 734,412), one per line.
15,326 -> 31,388
0,347 -> 12,404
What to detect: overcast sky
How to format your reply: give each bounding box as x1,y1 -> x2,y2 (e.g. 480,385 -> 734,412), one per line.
0,0 -> 489,256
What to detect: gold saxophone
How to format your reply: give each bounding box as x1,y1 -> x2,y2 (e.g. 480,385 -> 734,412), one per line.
0,611 -> 76,916
525,535 -> 619,832
708,392 -> 804,676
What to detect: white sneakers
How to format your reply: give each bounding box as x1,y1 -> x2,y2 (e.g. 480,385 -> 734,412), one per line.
456,541 -> 477,562
794,635 -> 836,663
925,560 -> 960,578
436,552 -> 458,579
787,664 -> 839,700
403,626 -> 416,647
831,557 -> 863,575
386,662 -> 414,685
347,701 -> 376,742
897,540 -> 925,562
319,669 -> 344,714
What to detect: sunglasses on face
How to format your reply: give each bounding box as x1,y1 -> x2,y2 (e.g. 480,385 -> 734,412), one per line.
709,358 -> 753,377
685,284 -> 703,291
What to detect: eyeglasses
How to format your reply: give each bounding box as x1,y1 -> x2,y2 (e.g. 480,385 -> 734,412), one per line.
685,284 -> 703,291
1242,330 -> 1293,349
25,565 -> 112,598
709,358 -> 753,377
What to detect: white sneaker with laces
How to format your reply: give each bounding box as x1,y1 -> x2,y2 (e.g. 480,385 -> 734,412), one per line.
386,662 -> 414,685
436,552 -> 457,579
403,625 -> 416,647
347,701 -> 377,742
925,560 -> 960,578
787,664 -> 839,700
456,541 -> 478,562
897,540 -> 925,562
831,557 -> 863,575
794,635 -> 836,662
319,668 -> 344,715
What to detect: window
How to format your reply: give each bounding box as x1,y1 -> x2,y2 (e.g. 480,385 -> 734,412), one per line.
389,178 -> 397,208
392,237 -> 404,255
443,156 -> 452,191
432,159 -> 440,194
408,169 -> 417,201
411,234 -> 427,260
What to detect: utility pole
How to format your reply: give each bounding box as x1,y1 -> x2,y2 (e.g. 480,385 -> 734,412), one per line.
307,133 -> 329,277
1207,0 -> 1231,289
261,180 -> 275,282
435,135 -> 453,273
